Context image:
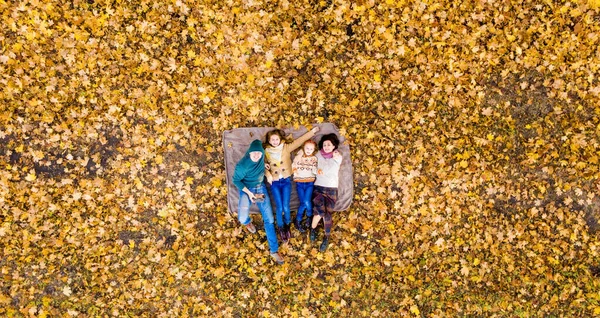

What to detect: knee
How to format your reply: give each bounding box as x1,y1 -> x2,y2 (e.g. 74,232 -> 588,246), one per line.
263,216 -> 274,224
238,207 -> 249,221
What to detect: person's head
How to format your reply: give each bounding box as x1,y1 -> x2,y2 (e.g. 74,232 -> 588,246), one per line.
246,140 -> 265,164
264,129 -> 286,148
302,140 -> 317,156
318,133 -> 339,154
249,151 -> 262,162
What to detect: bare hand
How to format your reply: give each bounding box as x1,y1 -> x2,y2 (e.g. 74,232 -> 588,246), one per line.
333,150 -> 342,159
311,126 -> 320,133
265,163 -> 270,170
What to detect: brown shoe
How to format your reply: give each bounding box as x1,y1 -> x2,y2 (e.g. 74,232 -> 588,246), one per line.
270,252 -> 284,265
245,222 -> 256,234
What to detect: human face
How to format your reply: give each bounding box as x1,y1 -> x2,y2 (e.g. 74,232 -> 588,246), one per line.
249,151 -> 262,162
269,134 -> 281,147
322,140 -> 335,154
303,143 -> 315,156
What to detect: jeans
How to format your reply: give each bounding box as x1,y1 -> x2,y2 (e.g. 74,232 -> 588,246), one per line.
270,176 -> 292,228
238,183 -> 278,253
295,181 -> 314,221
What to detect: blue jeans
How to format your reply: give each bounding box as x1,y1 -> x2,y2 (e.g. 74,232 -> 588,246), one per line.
238,184 -> 278,253
270,176 -> 292,227
295,181 -> 314,221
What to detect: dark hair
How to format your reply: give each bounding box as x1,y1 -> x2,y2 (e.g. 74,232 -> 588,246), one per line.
318,133 -> 339,151
263,129 -> 292,148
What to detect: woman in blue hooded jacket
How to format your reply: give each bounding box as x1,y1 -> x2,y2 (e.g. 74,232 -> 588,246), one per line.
233,139 -> 284,264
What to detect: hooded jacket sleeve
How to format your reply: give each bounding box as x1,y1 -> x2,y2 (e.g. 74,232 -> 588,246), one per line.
232,163 -> 247,190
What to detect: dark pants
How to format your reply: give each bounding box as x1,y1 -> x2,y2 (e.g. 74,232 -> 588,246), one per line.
312,185 -> 338,236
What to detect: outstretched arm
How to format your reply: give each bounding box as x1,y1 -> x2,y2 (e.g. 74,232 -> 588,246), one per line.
288,126 -> 320,151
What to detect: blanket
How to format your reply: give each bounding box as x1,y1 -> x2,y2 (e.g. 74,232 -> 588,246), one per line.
223,123 -> 353,215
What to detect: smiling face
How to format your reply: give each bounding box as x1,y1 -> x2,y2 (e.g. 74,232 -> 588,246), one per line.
303,143 -> 315,156
269,135 -> 281,147
322,140 -> 335,154
249,151 -> 262,162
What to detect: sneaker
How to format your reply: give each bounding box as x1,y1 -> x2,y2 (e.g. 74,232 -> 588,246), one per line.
320,237 -> 329,252
270,252 -> 285,265
244,222 -> 256,234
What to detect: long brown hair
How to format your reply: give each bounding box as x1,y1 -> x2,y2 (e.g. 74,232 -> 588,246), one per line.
263,129 -> 293,148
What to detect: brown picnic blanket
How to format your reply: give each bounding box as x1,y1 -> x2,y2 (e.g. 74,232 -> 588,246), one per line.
223,123 -> 353,215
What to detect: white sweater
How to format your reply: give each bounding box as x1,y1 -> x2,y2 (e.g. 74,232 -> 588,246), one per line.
314,151 -> 342,188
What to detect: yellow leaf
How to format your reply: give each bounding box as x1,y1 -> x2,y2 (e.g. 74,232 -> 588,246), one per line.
249,105 -> 260,117
211,177 -> 222,188
185,177 -> 194,185
410,305 -> 420,316
42,296 -> 52,307
459,160 -> 468,168
25,172 -> 36,181
0,293 -> 11,304
473,258 -> 480,266
155,155 -> 163,165
158,208 -> 169,218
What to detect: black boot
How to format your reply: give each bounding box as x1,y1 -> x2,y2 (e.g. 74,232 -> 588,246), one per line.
304,215 -> 314,233
294,219 -> 306,233
309,226 -> 317,242
320,236 -> 329,252
280,225 -> 289,243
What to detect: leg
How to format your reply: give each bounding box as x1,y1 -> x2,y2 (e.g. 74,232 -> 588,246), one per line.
320,188 -> 337,252
311,215 -> 322,228
237,190 -> 252,225
295,182 -> 312,233
310,188 -> 325,242
270,180 -> 284,228
311,189 -> 326,229
295,182 -> 307,222
256,185 -> 279,254
282,177 -> 292,226
304,182 -> 314,218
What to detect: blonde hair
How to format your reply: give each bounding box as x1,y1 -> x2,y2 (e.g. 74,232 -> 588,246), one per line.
301,140 -> 317,156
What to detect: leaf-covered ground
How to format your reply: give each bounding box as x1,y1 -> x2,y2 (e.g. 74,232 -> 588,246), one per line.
1,0 -> 600,316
